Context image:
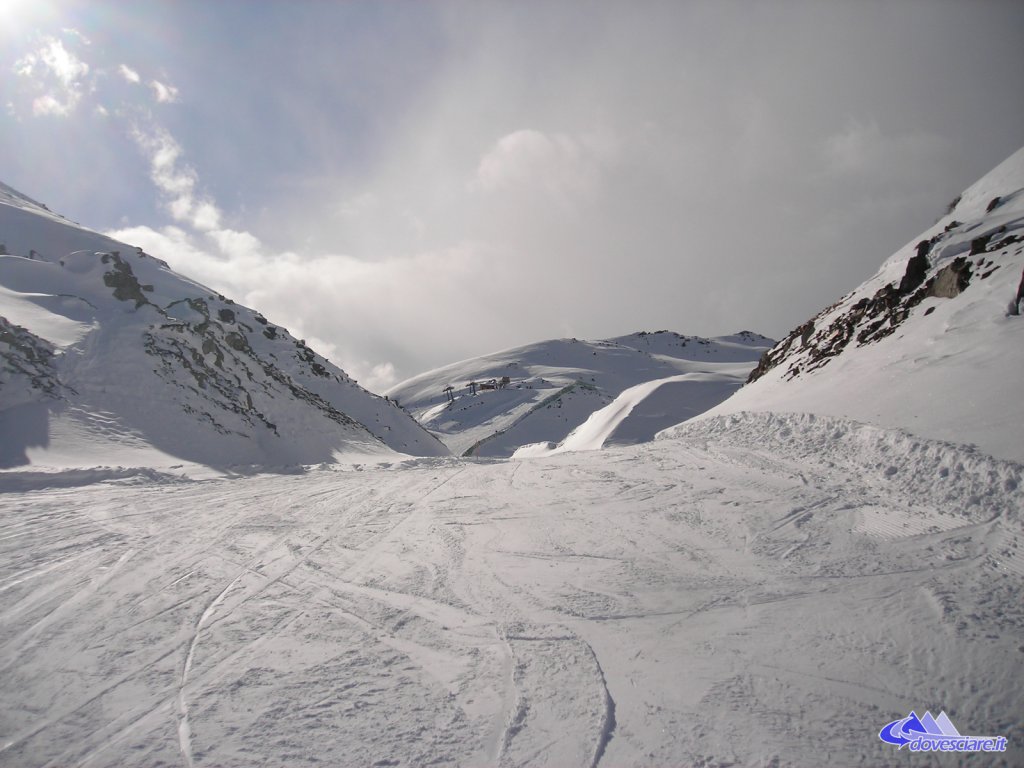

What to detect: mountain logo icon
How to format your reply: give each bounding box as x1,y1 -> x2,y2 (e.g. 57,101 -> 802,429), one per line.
879,711 -> 1007,753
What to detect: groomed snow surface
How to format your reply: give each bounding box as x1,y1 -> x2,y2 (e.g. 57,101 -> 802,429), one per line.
1,411 -> 1021,768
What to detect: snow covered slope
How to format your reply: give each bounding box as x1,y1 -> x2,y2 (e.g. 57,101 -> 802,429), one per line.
0,182 -> 447,468
695,147 -> 1024,462
513,372 -> 736,457
1,411 -> 1020,767
386,331 -> 772,457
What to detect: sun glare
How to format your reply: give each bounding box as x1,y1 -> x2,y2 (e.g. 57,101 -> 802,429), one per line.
0,0 -> 52,38
0,0 -> 31,18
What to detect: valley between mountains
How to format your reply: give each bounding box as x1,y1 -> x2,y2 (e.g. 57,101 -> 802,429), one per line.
2,149 -> 1023,767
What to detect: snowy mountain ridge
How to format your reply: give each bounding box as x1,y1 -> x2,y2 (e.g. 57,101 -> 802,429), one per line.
0,182 -> 447,469
386,330 -> 773,457
703,147 -> 1024,462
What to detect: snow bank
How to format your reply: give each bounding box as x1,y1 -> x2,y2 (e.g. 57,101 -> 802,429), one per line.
662,411 -> 1023,523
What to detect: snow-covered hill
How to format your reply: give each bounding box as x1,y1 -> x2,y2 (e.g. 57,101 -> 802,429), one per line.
693,147 -> 1024,463
0,182 -> 448,469
386,331 -> 773,456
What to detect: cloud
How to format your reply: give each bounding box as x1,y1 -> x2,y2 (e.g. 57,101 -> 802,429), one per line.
821,120 -> 948,178
814,119 -> 954,241
191,201 -> 221,231
13,34 -> 91,117
118,64 -> 141,84
150,79 -> 179,103
33,36 -> 88,86
31,93 -> 72,117
130,124 -> 223,231
107,219 -> 505,388
60,28 -> 91,45
110,117 -> 448,388
9,33 -> 179,123
474,129 -> 614,205
207,227 -> 261,259
12,1 -> 1018,391
368,362 -> 398,392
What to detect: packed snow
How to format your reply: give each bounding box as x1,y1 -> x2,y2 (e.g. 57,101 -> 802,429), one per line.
0,412 -> 1020,767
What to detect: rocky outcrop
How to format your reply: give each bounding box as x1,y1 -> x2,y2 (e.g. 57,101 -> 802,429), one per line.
101,251 -> 153,307
0,317 -> 69,399
927,257 -> 973,299
145,293 -> 363,439
750,202 -> 1022,384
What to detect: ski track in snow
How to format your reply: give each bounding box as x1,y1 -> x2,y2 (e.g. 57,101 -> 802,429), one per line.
177,572 -> 243,767
0,413 -> 1022,767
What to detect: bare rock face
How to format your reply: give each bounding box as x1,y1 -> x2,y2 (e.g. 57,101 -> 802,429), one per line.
101,251 -> 153,308
927,257 -> 973,299
897,240 -> 932,293
748,249 -> 966,383
0,317 -> 67,400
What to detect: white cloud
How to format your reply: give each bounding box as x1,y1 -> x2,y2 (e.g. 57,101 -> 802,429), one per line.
60,28 -> 91,45
13,34 -> 91,117
150,79 -> 179,103
37,36 -> 89,86
368,362 -> 398,391
118,64 -> 141,84
208,228 -> 261,258
19,2 -> 996,390
191,201 -> 221,232
337,191 -> 379,218
31,93 -> 72,116
130,124 -> 224,232
115,118 -> 474,389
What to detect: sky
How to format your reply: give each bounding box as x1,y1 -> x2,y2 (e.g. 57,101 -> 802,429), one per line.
3,1 -> 1023,392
